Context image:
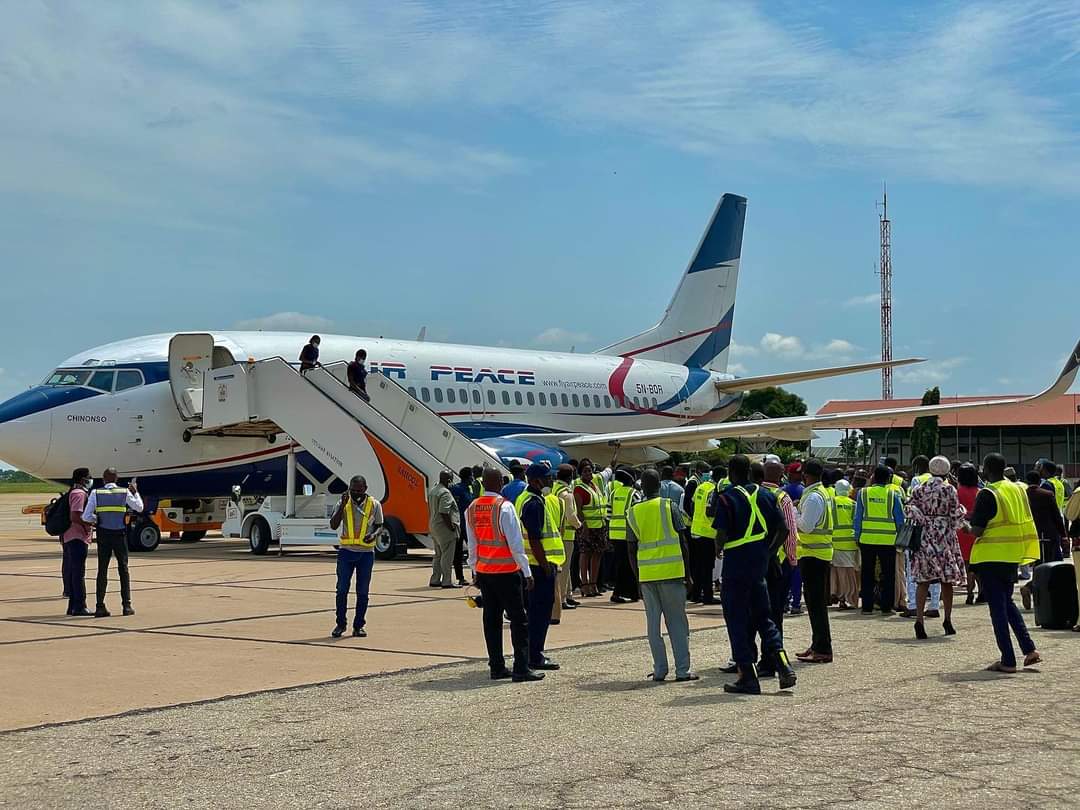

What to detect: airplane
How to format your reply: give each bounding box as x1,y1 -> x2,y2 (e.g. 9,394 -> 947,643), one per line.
1,192 -> 1077,536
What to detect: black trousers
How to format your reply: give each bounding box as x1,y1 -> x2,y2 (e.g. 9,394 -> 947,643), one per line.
610,539 -> 639,600
689,535 -> 716,602
63,541 -> 88,612
859,543 -> 896,613
569,541 -> 582,592
476,572 -> 529,675
453,527 -> 466,582
798,557 -> 832,655
766,558 -> 792,646
96,528 -> 131,607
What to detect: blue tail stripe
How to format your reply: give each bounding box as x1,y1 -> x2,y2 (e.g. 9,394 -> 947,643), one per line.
682,305 -> 735,369
686,194 -> 746,274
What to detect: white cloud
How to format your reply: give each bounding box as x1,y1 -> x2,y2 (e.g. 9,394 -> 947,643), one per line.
729,340 -> 759,359
814,339 -> 860,359
532,327 -> 591,348
844,293 -> 880,308
728,362 -> 749,375
896,357 -> 967,385
760,332 -> 805,357
234,312 -> 336,332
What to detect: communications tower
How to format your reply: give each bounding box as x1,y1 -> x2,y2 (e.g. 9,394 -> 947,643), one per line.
878,187 -> 893,400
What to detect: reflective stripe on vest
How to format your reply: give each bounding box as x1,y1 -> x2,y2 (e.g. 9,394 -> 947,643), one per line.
627,497 -> 684,582
690,481 -> 717,539
832,495 -> 857,552
774,487 -> 791,563
513,490 -> 566,566
467,496 -> 519,574
722,486 -> 769,551
858,486 -> 897,546
970,480 -> 1040,566
1050,477 -> 1066,511
576,478 -> 605,528
94,488 -> 128,531
341,496 -> 376,548
551,480 -> 577,544
796,483 -> 833,562
913,473 -> 932,487
608,482 -> 635,541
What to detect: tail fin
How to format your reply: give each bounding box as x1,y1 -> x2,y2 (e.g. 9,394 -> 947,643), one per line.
598,193 -> 746,370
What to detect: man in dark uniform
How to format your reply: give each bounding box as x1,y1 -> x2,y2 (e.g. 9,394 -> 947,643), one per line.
299,335 -> 321,373
712,454 -> 797,694
518,463 -> 561,671
346,348 -> 370,402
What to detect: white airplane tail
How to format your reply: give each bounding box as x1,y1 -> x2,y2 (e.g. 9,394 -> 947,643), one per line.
598,193 -> 746,371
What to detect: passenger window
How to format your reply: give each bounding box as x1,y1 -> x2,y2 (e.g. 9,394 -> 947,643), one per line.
88,370 -> 115,392
603,395 -> 612,409
408,387 -> 417,399
593,395 -> 601,408
502,391 -> 511,405
572,394 -> 580,407
421,387 -> 431,403
582,395 -> 590,409
472,390 -> 481,405
652,397 -> 659,409
434,388 -> 444,403
561,393 -> 569,407
539,392 -> 547,406
115,370 -> 143,392
446,388 -> 456,404
514,391 -> 523,406
487,390 -> 496,405
526,392 -> 535,406
459,388 -> 468,403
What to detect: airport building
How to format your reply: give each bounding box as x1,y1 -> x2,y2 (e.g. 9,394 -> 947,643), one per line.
817,394 -> 1080,475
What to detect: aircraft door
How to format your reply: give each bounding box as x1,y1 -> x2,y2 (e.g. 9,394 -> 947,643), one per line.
467,384 -> 486,423
168,333 -> 215,420
669,374 -> 693,417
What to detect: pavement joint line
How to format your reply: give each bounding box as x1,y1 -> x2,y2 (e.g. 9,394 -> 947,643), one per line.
0,629 -> 123,647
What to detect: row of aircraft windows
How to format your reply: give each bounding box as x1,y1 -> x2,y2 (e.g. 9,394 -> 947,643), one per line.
405,385 -> 661,411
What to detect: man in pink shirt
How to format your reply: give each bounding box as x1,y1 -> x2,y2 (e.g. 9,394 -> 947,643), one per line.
62,467 -> 94,616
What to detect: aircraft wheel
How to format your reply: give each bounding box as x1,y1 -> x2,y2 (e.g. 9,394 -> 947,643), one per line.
375,517 -> 407,560
128,521 -> 161,553
248,518 -> 271,555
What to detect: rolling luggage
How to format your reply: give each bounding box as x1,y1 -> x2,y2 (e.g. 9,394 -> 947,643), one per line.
1031,561 -> 1079,630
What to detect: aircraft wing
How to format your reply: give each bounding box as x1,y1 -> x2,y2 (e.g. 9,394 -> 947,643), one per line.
561,339 -> 1080,451
714,357 -> 925,393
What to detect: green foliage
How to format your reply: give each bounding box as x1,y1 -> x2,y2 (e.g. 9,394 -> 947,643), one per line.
0,469 -> 55,493
736,387 -> 808,420
910,387 -> 941,459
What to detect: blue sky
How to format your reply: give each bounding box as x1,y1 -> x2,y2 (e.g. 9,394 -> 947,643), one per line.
1,0 -> 1079,431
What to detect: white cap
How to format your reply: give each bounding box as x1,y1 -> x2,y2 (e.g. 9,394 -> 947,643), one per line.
929,455 -> 951,476
834,479 -> 852,496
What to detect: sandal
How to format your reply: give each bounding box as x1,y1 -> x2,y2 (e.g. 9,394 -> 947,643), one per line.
1023,651 -> 1043,667
985,662 -> 1017,674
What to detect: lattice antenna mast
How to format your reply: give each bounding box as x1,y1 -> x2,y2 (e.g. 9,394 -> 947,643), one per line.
877,185 -> 893,400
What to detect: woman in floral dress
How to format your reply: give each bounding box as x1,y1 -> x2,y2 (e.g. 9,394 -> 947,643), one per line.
904,455 -> 968,639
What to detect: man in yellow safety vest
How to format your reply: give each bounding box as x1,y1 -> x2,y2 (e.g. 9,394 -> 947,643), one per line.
550,464 -> 582,621
627,469 -> 697,682
969,453 -> 1042,673
794,459 -> 834,663
515,463 -> 566,672
855,465 -> 905,616
607,468 -> 641,603
688,465 -> 724,604
328,475 -> 384,638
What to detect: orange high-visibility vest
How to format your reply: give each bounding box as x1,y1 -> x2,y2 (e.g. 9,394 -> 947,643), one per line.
467,495 -> 519,574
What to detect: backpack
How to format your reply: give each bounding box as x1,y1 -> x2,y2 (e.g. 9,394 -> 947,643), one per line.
44,491 -> 73,537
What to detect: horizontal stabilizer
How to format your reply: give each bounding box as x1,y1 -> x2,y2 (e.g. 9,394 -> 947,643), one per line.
715,357 -> 925,393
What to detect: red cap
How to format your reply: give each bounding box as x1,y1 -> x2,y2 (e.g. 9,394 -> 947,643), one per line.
786,461 -> 802,474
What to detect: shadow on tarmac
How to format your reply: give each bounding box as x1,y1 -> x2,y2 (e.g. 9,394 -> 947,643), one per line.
939,667 -> 1042,683
409,671 -> 510,692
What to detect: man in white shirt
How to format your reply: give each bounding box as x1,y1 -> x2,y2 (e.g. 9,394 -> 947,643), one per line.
83,468 -> 144,617
465,468 -> 543,682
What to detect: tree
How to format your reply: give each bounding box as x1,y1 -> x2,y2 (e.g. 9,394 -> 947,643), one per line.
910,387 -> 941,459
736,387 -> 808,420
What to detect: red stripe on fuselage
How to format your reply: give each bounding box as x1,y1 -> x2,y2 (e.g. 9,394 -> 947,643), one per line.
619,320 -> 732,358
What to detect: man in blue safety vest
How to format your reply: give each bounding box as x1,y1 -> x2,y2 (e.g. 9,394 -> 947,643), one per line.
82,467 -> 143,617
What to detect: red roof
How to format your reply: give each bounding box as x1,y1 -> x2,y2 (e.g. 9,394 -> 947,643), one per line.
816,395 -> 1080,429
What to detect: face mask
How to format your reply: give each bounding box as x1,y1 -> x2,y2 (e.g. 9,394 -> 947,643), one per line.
351,491 -> 365,503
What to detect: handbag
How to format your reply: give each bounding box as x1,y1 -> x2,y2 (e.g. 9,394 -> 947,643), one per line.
895,521 -> 923,554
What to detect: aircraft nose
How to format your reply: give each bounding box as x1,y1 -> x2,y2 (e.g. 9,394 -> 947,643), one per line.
0,390 -> 53,473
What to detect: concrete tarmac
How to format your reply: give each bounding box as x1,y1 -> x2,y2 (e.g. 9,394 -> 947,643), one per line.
3,494 -> 1080,808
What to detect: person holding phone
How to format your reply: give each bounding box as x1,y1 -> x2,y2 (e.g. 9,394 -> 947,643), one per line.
83,467 -> 143,617
328,475 -> 383,638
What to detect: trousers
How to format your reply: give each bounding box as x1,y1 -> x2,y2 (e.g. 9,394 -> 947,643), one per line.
335,549 -> 375,629
722,541 -> 783,665
525,564 -> 556,664
798,556 -> 832,655
552,540 -> 575,621
640,579 -> 691,679
789,564 -> 803,609
477,572 -> 529,675
689,535 -> 716,602
610,539 -> 639,600
859,543 -> 896,612
429,530 -> 456,586
974,562 -> 1035,669
766,557 -> 793,646
63,540 -> 88,613
454,527 -> 467,582
95,528 -> 131,607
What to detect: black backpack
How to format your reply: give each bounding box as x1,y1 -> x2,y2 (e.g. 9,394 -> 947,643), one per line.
44,491 -> 73,537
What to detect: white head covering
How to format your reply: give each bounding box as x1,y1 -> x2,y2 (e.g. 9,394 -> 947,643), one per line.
834,479 -> 852,496
929,455 -> 951,476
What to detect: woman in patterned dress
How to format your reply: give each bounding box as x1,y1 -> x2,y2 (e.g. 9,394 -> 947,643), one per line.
904,455 -> 968,639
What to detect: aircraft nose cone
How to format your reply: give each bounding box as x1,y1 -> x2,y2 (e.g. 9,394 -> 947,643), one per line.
0,390 -> 53,473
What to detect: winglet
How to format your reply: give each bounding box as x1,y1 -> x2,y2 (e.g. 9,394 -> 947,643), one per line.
1028,337 -> 1080,402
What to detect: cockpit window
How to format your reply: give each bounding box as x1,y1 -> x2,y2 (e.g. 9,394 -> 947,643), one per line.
45,369 -> 93,387
87,370 -> 115,392
44,367 -> 145,392
115,370 -> 143,391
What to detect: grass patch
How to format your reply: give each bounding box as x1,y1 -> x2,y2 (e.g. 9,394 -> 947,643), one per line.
0,482 -> 62,494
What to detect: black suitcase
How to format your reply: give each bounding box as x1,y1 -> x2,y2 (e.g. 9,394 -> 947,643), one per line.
1031,561 -> 1079,630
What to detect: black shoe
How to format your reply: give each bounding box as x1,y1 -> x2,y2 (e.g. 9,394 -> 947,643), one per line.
965,592 -> 975,605
512,670 -> 546,683
352,627 -> 367,637
788,607 -> 803,615
755,667 -> 777,679
925,609 -> 941,619
441,583 -> 462,590
723,675 -> 762,695
943,619 -> 957,636
861,608 -> 875,614
428,583 -> 442,588
69,608 -> 92,617
530,659 -> 560,671
719,661 -> 739,674
562,601 -> 577,611
775,650 -> 797,690
122,606 -> 135,616
549,619 -> 561,625
914,621 -> 928,640
331,624 -> 346,638
491,669 -> 513,681
94,606 -> 110,618
609,596 -> 631,604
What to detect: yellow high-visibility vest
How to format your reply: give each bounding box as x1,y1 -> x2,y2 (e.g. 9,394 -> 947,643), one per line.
514,490 -> 566,566
690,480 -> 717,539
858,485 -> 898,546
607,482 -> 635,541
796,483 -> 833,562
627,497 -> 684,582
550,480 -> 577,544
721,486 -> 769,551
832,494 -> 857,552
575,477 -> 605,529
1050,477 -> 1066,511
342,496 -> 376,548
970,480 -> 1040,566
